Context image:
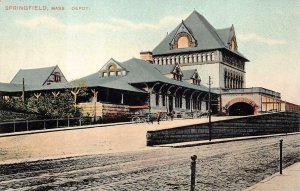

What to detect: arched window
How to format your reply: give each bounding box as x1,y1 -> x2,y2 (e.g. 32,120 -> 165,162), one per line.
102,63 -> 124,77
177,36 -> 189,48
170,31 -> 196,49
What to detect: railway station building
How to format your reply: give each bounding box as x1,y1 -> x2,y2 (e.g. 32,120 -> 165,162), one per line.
0,10 -> 299,118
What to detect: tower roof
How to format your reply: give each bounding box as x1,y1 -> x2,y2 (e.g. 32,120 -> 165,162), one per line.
152,11 -> 248,61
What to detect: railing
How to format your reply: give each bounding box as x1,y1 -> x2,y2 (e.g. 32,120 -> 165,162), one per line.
221,87 -> 281,98
0,117 -> 98,134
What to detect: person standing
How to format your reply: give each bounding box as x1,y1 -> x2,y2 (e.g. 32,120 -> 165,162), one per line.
157,112 -> 161,124
171,110 -> 175,121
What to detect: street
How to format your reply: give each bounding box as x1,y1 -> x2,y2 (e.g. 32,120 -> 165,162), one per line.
0,134 -> 299,191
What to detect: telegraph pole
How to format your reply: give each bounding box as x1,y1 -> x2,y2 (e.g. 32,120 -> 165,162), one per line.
22,78 -> 25,103
208,76 -> 212,141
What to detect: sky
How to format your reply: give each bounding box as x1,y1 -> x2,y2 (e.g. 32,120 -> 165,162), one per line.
0,0 -> 299,104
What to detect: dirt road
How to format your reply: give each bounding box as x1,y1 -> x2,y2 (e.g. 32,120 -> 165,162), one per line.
0,134 -> 299,191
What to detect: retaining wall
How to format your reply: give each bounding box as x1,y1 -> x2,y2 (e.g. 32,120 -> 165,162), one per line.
146,112 -> 300,146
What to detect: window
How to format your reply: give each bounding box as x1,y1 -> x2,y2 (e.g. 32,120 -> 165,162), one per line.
177,36 -> 189,48
173,67 -> 182,81
173,73 -> 182,81
102,63 -> 124,77
192,73 -> 201,85
53,72 -> 61,82
170,31 -> 196,49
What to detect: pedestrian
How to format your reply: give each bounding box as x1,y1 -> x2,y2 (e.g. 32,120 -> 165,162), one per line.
157,112 -> 161,124
171,110 -> 175,121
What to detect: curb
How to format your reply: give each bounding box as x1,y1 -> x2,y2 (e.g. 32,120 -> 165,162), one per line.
243,162 -> 300,191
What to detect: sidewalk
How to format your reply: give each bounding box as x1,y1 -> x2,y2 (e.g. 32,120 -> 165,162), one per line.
244,162 -> 300,191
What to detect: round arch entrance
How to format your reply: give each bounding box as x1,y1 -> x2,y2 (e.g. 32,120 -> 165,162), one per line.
225,97 -> 258,116
228,102 -> 254,116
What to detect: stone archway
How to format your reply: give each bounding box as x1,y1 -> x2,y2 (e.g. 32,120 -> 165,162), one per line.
224,97 -> 258,116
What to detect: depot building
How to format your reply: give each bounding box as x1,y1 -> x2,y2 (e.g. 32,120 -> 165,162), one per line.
0,11 -> 299,118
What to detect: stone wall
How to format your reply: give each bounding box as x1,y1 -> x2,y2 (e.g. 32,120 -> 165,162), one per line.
102,103 -> 130,118
78,102 -> 129,119
78,102 -> 102,117
146,112 -> 300,146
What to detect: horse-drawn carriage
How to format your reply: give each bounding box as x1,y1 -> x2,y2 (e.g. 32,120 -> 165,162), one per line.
131,112 -> 171,124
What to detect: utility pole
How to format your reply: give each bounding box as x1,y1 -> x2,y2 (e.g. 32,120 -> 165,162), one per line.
208,76 -> 212,141
22,78 -> 25,103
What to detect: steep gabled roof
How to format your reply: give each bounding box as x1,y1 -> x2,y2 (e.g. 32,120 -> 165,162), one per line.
182,69 -> 197,80
10,65 -> 64,85
152,11 -> 248,61
98,58 -> 127,72
76,58 -> 210,93
119,58 -> 209,91
154,65 -> 175,75
153,11 -> 224,55
75,72 -> 144,93
216,27 -> 233,46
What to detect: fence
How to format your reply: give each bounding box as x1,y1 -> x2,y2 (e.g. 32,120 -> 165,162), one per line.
0,117 -> 98,134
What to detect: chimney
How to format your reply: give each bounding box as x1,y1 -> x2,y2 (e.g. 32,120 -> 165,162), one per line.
140,51 -> 153,63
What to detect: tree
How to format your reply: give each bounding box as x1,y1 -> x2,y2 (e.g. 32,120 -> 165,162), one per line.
26,91 -> 81,118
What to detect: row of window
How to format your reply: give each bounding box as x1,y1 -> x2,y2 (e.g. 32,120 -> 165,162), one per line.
154,52 -> 215,65
155,94 -> 207,110
223,53 -> 245,70
102,71 -> 122,77
224,70 -> 244,89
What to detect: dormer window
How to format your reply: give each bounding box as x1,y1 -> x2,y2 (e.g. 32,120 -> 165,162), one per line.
192,72 -> 201,85
101,62 -> 125,77
170,21 -> 197,50
229,36 -> 238,51
172,65 -> 183,81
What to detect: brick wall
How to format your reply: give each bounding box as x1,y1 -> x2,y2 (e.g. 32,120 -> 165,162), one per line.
146,112 -> 300,146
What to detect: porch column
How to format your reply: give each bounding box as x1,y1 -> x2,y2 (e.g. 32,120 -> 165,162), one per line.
159,94 -> 163,107
150,93 -> 156,108
173,96 -> 176,111
182,96 -> 186,110
166,95 -> 169,113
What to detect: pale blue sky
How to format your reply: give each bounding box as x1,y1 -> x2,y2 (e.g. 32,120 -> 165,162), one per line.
0,0 -> 299,104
